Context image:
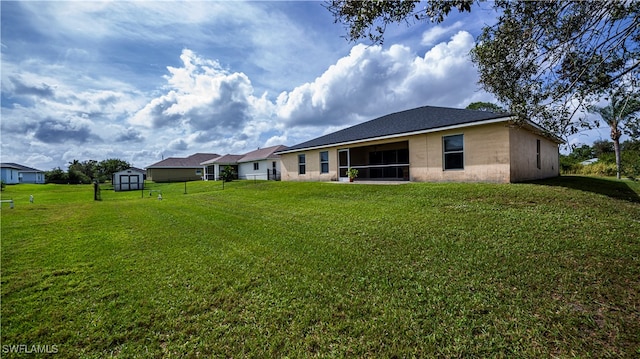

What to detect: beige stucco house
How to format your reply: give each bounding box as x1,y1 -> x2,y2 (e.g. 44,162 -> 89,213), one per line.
276,106 -> 563,183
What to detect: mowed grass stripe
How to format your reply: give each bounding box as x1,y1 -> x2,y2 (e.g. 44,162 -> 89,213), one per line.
1,178 -> 639,357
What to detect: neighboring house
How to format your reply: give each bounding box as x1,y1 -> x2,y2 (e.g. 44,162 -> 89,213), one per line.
580,158 -> 598,166
201,154 -> 244,181
146,153 -> 219,182
112,168 -> 145,191
201,145 -> 288,181
275,106 -> 563,183
0,163 -> 45,184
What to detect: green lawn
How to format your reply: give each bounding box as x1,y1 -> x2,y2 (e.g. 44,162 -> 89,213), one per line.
1,177 -> 639,358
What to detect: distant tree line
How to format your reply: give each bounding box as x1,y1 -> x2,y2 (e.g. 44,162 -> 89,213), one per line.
45,159 -> 131,184
561,140 -> 640,180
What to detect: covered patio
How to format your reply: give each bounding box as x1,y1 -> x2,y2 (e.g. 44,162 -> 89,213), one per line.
338,141 -> 410,182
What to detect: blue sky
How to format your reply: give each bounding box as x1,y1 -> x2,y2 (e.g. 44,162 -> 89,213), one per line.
1,1 -> 611,171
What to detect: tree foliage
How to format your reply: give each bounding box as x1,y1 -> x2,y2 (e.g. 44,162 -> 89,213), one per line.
45,158 -> 131,184
324,0 -> 472,44
471,1 -> 640,137
98,158 -> 132,182
465,101 -> 507,113
588,89 -> 640,178
561,139 -> 640,179
326,1 -> 640,139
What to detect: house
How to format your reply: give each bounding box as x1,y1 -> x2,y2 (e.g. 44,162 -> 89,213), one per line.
0,163 -> 45,184
275,106 -> 563,183
146,153 -> 219,182
201,145 -> 287,181
112,168 -> 145,191
201,154 -> 244,181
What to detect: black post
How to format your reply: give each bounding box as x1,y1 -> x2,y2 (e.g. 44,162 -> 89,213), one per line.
184,181 -> 187,194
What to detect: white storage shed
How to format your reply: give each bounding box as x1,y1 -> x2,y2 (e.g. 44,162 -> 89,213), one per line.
113,168 -> 145,191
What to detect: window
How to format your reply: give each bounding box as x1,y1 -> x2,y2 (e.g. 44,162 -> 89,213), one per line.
320,151 -> 329,173
254,162 -> 259,171
298,154 -> 306,175
536,139 -> 541,169
195,169 -> 202,175
443,134 -> 464,170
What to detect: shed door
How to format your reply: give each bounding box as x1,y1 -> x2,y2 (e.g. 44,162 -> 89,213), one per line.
129,175 -> 140,190
119,174 -> 140,191
119,175 -> 131,191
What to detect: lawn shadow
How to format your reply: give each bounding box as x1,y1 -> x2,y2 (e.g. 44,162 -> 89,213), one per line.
528,175 -> 640,204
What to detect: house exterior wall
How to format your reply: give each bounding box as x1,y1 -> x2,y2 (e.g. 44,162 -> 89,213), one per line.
1,168 -> 20,184
409,122 -> 512,183
147,168 -> 203,182
280,149 -> 338,182
238,159 -> 282,180
19,172 -> 45,184
509,127 -> 560,182
279,121 -> 560,183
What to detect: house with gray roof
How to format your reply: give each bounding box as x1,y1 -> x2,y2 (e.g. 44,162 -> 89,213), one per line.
201,145 -> 288,181
146,153 -> 219,182
1,163 -> 45,184
276,105 -> 563,183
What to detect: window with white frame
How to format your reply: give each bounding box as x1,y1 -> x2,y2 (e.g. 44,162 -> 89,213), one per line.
320,151 -> 329,173
254,162 -> 259,171
443,134 -> 464,170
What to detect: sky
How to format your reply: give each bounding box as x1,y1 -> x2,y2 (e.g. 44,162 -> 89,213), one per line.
1,1 -> 613,171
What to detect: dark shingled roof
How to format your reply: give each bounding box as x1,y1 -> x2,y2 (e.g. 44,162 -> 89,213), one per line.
280,106 -> 511,152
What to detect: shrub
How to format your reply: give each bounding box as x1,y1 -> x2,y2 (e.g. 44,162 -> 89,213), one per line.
577,162 -> 617,177
220,165 -> 236,182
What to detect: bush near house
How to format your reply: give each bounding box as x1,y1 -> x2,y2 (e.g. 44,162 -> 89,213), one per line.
1,179 -> 639,357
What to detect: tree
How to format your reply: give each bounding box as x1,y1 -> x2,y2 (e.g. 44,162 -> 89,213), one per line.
588,89 -> 640,179
592,140 -> 615,158
68,159 -> 98,181
569,144 -> 595,163
97,159 -> 131,182
324,0 -> 472,44
470,1 -> 640,138
326,1 -> 640,138
465,101 -> 507,113
45,167 -> 69,184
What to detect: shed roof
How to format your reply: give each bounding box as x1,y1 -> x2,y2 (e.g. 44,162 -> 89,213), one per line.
146,153 -> 219,169
278,106 -> 513,153
115,167 -> 146,175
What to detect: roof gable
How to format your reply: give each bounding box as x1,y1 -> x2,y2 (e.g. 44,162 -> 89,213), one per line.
281,106 -> 511,152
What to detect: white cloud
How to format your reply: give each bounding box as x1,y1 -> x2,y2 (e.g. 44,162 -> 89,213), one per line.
275,31 -> 484,128
130,49 -> 269,140
421,21 -> 464,46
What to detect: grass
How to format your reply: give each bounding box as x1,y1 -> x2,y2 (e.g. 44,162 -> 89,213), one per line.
1,177 -> 639,358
